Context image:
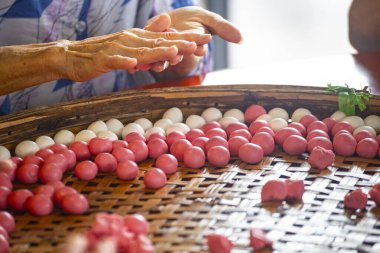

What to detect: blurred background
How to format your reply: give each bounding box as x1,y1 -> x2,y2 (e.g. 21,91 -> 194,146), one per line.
201,0 -> 355,70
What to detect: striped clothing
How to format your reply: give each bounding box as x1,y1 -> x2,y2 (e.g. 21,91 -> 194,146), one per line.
0,0 -> 212,114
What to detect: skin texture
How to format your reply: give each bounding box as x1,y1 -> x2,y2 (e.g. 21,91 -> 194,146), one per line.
0,6 -> 242,96
349,0 -> 380,52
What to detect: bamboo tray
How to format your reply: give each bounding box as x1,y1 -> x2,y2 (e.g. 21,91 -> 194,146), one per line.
1,84 -> 380,253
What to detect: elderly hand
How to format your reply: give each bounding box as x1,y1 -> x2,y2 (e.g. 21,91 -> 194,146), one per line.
0,27 -> 211,95
144,6 -> 242,76
62,28 -> 211,81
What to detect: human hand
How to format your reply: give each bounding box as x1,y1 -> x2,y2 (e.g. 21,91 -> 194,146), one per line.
144,7 -> 242,76
60,28 -> 212,81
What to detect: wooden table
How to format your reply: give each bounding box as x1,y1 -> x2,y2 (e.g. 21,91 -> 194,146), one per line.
202,51 -> 380,95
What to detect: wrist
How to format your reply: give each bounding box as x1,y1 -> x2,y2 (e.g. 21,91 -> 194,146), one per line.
48,40 -> 71,80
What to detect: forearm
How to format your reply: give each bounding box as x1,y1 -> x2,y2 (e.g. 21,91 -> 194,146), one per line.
349,0 -> 380,52
0,42 -> 65,95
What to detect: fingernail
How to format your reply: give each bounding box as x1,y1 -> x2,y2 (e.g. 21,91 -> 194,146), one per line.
163,61 -> 169,70
237,36 -> 244,44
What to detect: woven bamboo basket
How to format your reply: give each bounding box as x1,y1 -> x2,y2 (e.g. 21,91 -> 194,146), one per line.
1,84 -> 380,253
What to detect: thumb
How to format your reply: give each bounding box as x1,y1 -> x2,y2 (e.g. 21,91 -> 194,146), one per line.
144,13 -> 171,32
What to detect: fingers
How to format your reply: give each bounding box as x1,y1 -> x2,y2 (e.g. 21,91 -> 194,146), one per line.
127,35 -> 197,55
201,9 -> 243,44
130,29 -> 212,46
144,13 -> 171,32
103,55 -> 137,71
194,44 -> 207,56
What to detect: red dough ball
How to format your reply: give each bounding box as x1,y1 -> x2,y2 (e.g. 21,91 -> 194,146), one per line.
322,117 -> 337,132
35,148 -> 54,160
10,157 -> 23,168
49,143 -> 67,153
251,132 -> 275,155
112,140 -> 129,150
207,234 -> 233,253
0,159 -> 17,181
299,114 -> 318,128
166,131 -> 186,147
226,122 -> 248,136
69,141 -> 91,161
47,181 -> 65,191
285,179 -> 304,201
88,137 -> 112,156
274,127 -> 301,146
116,160 -> 139,180
228,136 -> 249,156
333,133 -> 357,156
206,128 -> 227,140
44,153 -> 68,173
112,147 -> 135,163
124,214 -> 149,235
331,121 -> 353,136
155,154 -> 178,175
0,234 -> 9,253
356,138 -> 379,158
244,104 -> 266,124
307,136 -> 333,153
207,146 -> 230,167
0,225 -> 9,240
0,211 -> 15,233
128,234 -> 154,253
229,129 -> 252,141
261,180 -> 287,202
183,146 -> 206,169
369,184 -> 380,206
249,120 -> 269,135
0,187 -> 10,210
238,143 -> 264,164
147,138 -> 168,159
185,129 -> 205,142
54,187 -> 78,206
7,189 -> 33,212
376,135 -> 380,145
39,163 -> 63,184
192,137 -> 209,152
344,188 -> 367,210
307,120 -> 328,133
249,228 -> 273,251
22,155 -> 44,167
17,164 -> 39,184
205,136 -> 228,152
255,126 -> 275,137
95,153 -> 118,173
26,195 -> 53,216
283,135 -> 307,155
125,132 -> 146,143
288,122 -> 307,137
306,129 -> 329,142
170,139 -> 192,161
61,193 -> 88,214
143,168 -> 167,189
34,185 -> 55,199
56,149 -> 76,171
128,140 -> 149,163
201,121 -> 222,134
354,130 -> 374,143
90,212 -> 124,237
147,132 -> 166,142
0,173 -> 12,191
308,146 -> 335,170
75,161 -> 98,180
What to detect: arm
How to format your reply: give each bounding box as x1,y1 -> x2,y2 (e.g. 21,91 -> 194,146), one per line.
0,43 -> 65,96
0,29 -> 211,96
349,0 -> 380,52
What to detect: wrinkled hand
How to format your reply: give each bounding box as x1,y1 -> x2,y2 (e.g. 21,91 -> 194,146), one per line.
144,6 -> 242,76
61,28 -> 211,81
